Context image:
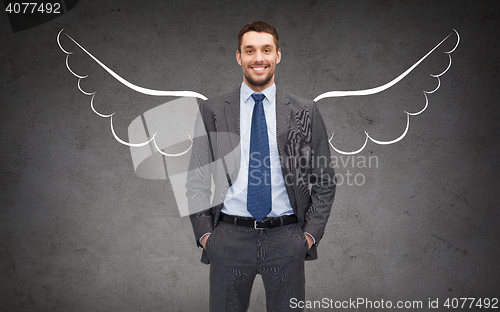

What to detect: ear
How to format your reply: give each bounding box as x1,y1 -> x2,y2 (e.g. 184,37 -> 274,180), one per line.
276,48 -> 281,64
236,50 -> 242,66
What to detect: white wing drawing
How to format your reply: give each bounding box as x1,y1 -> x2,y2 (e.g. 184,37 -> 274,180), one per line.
57,29 -> 207,157
314,29 -> 460,155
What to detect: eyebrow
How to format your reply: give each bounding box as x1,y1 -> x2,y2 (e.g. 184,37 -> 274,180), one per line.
243,44 -> 274,49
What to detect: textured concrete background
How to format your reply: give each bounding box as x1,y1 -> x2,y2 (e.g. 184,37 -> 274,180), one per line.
1,0 -> 499,311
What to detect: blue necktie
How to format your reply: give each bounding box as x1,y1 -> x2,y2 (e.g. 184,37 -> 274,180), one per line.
247,93 -> 272,221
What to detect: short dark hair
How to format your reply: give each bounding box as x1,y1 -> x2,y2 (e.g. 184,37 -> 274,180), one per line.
237,21 -> 280,52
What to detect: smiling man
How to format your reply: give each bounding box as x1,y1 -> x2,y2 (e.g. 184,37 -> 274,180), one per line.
187,21 -> 336,311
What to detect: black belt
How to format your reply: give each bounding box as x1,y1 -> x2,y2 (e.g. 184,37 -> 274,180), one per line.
219,213 -> 298,229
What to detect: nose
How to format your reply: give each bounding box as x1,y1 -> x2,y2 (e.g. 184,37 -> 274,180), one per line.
254,50 -> 264,62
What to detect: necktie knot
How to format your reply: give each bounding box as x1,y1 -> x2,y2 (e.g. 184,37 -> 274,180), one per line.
251,93 -> 265,103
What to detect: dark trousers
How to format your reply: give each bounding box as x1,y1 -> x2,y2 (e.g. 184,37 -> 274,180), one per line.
205,220 -> 309,312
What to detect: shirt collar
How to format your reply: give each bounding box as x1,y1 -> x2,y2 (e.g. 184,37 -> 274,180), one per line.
241,82 -> 276,104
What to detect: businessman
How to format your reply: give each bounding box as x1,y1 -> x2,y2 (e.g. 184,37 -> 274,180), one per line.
186,21 -> 336,311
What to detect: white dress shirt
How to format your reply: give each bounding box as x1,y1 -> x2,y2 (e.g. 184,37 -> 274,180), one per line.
222,82 -> 294,217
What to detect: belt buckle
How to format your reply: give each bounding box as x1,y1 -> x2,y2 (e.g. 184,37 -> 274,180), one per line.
254,220 -> 265,230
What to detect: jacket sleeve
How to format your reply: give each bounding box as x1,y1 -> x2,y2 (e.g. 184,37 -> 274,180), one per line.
302,102 -> 336,248
186,100 -> 215,247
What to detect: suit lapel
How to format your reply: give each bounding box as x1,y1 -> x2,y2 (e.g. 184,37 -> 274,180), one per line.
275,89 -> 299,213
223,88 -> 240,138
275,89 -> 292,154
222,88 -> 241,183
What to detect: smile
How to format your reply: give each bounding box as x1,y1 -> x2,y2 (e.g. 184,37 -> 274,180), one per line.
251,66 -> 267,72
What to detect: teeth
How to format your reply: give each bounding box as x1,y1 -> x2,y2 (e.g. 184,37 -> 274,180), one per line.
253,67 -> 265,71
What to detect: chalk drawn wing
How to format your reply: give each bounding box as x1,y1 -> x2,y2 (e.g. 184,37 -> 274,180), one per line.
57,29 -> 207,157
313,29 -> 460,155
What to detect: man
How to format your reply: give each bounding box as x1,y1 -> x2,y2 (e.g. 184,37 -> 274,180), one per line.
186,21 -> 336,311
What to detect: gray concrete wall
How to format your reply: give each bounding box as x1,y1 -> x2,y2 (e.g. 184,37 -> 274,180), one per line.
1,0 -> 499,311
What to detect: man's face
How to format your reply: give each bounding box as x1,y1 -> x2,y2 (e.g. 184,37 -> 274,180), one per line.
236,31 -> 281,92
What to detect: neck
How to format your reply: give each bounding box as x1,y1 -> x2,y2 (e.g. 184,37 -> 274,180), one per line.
243,77 -> 274,92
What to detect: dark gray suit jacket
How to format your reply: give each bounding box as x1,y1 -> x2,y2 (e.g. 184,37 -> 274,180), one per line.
186,87 -> 336,264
